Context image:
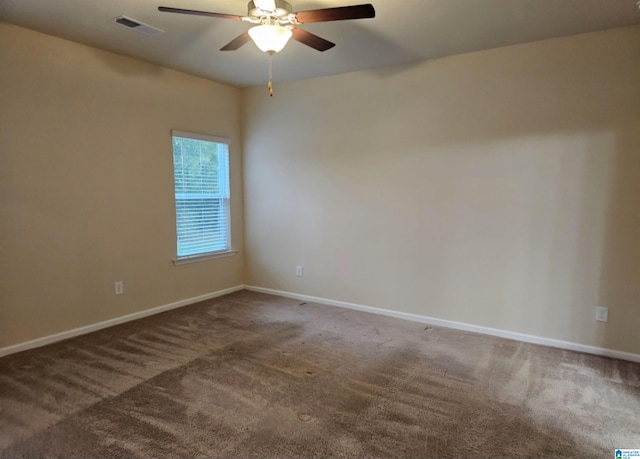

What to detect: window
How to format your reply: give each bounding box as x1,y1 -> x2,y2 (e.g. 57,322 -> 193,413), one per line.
171,131 -> 231,262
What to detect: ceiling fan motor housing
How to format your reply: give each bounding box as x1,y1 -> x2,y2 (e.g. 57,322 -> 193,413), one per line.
248,0 -> 293,20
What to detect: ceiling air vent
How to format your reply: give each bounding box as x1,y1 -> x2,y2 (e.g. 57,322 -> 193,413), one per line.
113,16 -> 164,36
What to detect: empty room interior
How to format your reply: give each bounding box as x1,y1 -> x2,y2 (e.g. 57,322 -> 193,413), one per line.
1,0 -> 640,457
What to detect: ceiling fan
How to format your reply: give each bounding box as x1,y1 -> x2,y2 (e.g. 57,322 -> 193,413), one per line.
158,0 -> 375,54
158,1 -> 375,95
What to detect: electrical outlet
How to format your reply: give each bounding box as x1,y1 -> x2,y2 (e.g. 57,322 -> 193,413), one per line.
595,306 -> 608,322
296,265 -> 303,277
115,281 -> 124,295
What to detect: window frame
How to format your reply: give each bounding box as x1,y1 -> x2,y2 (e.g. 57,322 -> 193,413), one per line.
170,130 -> 235,265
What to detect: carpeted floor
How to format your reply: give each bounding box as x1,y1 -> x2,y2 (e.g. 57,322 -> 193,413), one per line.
1,290 -> 638,458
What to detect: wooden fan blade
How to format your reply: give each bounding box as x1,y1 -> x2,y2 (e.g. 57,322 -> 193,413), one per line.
294,4 -> 375,24
158,6 -> 243,21
220,31 -> 252,51
291,28 -> 335,52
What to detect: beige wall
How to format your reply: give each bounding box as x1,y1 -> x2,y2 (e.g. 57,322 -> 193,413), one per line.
0,23 -> 244,348
2,21 -> 639,356
242,26 -> 640,354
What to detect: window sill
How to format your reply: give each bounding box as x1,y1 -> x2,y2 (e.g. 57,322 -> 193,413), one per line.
173,250 -> 237,266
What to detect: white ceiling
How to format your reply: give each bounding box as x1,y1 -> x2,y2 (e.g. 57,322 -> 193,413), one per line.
1,0 -> 639,88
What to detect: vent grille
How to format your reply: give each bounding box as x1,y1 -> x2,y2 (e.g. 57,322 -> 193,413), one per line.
113,16 -> 164,36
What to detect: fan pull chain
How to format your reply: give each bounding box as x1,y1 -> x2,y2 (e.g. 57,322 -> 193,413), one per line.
267,52 -> 274,97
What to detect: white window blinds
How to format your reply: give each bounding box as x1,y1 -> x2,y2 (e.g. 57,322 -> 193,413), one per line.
171,131 -> 230,258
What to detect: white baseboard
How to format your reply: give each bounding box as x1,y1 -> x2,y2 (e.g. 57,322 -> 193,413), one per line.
0,285 -> 245,358
5,284 -> 639,364
245,285 -> 640,364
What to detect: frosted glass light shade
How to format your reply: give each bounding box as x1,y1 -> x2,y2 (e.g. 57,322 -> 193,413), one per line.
248,24 -> 292,53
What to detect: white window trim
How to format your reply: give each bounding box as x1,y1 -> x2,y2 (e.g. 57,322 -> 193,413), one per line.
171,130 -> 233,264
172,249 -> 237,266
172,130 -> 229,145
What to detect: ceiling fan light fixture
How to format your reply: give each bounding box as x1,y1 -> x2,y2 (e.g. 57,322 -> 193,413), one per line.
248,24 -> 292,53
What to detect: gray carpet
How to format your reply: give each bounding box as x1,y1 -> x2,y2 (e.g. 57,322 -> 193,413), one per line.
1,290 -> 638,458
